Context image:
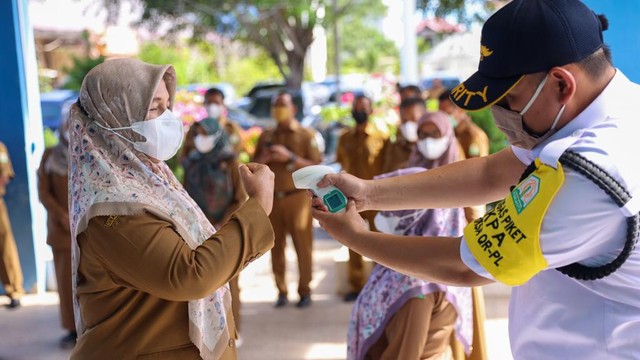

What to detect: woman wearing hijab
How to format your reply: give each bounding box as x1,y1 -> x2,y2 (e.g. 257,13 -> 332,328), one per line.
68,58 -> 275,359
37,118 -> 77,349
348,167 -> 474,360
409,111 -> 485,224
181,117 -> 247,336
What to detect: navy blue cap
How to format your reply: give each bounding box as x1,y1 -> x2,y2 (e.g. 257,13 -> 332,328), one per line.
451,0 -> 606,111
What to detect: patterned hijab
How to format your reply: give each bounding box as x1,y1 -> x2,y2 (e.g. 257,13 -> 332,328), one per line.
347,167 -> 472,360
407,111 -> 461,169
68,58 -> 231,360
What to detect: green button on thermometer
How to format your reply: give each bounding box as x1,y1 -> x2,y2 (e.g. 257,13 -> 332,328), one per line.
292,165 -> 348,213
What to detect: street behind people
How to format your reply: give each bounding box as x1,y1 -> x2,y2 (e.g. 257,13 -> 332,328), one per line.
69,58 -> 274,359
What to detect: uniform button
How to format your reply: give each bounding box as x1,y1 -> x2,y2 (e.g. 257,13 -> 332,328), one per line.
228,339 -> 235,347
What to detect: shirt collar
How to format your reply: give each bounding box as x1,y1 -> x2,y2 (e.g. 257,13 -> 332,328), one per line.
538,69 -> 627,147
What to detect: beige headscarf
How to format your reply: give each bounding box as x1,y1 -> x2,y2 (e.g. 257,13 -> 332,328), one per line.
69,58 -> 231,359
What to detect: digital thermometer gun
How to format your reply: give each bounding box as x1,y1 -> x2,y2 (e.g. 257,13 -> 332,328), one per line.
292,165 -> 348,213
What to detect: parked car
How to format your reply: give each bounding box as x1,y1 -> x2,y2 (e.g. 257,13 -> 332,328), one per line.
40,89 -> 78,131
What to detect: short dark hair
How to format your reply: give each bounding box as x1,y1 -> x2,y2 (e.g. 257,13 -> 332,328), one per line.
400,97 -> 426,109
400,85 -> 422,96
437,91 -> 453,103
576,45 -> 613,80
353,94 -> 372,106
205,88 -> 225,100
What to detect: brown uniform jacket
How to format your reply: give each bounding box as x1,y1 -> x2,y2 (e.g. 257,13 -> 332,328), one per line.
253,121 -> 322,192
71,198 -> 274,359
375,132 -> 415,175
454,119 -> 489,159
0,142 -> 14,197
37,148 -> 70,249
336,126 -> 385,180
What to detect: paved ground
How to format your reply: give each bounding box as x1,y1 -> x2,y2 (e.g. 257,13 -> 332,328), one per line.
0,225 -> 513,360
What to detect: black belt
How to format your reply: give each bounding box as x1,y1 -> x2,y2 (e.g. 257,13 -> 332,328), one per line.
274,189 -> 305,199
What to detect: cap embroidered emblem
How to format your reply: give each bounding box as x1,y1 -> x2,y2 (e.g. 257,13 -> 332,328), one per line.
480,45 -> 493,61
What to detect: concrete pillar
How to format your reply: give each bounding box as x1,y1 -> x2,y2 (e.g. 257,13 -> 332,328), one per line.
0,0 -> 48,294
400,0 -> 418,84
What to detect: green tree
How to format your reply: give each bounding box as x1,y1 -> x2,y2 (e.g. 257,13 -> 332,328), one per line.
327,19 -> 398,74
416,0 -> 507,23
62,56 -> 106,91
138,42 -> 218,86
103,0 -> 386,90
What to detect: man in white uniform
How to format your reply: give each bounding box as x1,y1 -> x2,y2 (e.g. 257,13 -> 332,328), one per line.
310,0 -> 640,358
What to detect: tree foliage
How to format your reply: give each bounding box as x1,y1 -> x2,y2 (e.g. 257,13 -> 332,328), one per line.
327,19 -> 398,75
62,55 -> 107,91
104,0 -> 386,90
416,0 -> 507,24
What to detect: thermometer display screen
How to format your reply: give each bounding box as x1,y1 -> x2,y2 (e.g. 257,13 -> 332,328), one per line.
323,189 -> 347,213
326,193 -> 344,209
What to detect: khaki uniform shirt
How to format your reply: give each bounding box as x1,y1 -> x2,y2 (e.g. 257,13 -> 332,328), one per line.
71,198 -> 274,359
0,142 -> 14,197
253,121 -> 322,192
375,132 -> 415,175
37,148 -> 70,249
336,126 -> 385,180
455,119 -> 489,159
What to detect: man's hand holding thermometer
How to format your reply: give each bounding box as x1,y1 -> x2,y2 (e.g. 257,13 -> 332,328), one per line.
293,165 -> 348,213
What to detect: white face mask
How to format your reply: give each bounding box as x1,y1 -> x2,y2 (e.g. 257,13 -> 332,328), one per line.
194,134 -> 217,154
417,136 -> 449,160
95,109 -> 184,161
491,74 -> 565,150
207,104 -> 224,119
398,121 -> 418,142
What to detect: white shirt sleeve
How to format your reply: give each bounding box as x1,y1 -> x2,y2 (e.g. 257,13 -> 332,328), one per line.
538,167 -> 627,268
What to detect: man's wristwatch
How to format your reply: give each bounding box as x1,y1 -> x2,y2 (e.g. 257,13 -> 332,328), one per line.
286,153 -> 298,172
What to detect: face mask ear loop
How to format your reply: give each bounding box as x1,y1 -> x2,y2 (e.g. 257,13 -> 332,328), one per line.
520,75 -> 548,115
549,104 -> 566,131
93,122 -> 137,146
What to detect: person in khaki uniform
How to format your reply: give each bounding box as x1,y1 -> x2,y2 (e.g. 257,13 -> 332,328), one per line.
376,97 -> 425,174
68,58 -> 275,359
37,121 -> 77,348
181,117 -> 248,335
438,92 -> 489,223
335,95 -> 385,302
253,91 -> 322,309
0,141 -> 23,309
